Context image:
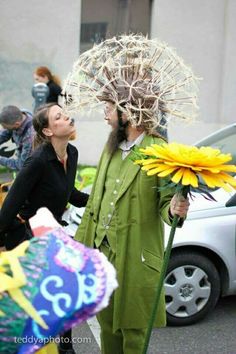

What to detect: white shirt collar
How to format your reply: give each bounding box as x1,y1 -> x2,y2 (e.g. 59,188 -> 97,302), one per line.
119,132 -> 145,159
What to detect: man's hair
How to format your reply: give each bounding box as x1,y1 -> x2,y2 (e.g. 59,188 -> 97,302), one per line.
0,105 -> 23,125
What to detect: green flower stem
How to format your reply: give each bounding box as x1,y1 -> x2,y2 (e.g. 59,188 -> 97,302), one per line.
142,187 -> 188,354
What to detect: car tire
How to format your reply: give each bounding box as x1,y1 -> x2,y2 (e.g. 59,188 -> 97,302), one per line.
165,251 -> 221,326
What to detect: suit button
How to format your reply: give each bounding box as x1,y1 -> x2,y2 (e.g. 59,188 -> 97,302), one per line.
90,212 -> 94,216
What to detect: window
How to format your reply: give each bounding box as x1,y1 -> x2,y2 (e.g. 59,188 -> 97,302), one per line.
80,0 -> 152,53
81,22 -> 108,44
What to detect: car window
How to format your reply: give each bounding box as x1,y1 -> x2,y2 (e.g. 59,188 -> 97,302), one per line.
206,134 -> 236,165
196,126 -> 236,166
195,126 -> 236,193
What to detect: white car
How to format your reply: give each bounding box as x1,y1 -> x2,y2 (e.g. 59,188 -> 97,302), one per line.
64,123 -> 236,326
165,123 -> 236,325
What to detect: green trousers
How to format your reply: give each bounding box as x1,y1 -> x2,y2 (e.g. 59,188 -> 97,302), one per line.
97,242 -> 147,354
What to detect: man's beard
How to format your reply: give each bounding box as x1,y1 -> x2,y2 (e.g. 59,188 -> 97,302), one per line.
107,114 -> 129,155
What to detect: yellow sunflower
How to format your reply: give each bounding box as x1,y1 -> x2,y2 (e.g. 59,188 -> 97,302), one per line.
135,142 -> 236,191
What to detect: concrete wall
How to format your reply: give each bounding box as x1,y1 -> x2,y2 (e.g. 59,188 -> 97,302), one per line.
0,0 -> 81,110
220,0 -> 236,124
151,0 -> 236,144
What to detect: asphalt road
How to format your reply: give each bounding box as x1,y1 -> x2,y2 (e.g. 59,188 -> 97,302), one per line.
72,295 -> 236,354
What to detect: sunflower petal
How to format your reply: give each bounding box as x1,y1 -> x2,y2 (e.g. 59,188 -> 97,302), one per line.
156,166 -> 179,177
217,172 -> 236,187
171,168 -> 185,184
182,168 -> 199,187
198,172 -> 224,188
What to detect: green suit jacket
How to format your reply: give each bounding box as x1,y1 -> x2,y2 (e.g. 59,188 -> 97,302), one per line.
75,135 -> 176,331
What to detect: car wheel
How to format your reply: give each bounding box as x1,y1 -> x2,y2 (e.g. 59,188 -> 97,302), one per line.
164,251 -> 221,326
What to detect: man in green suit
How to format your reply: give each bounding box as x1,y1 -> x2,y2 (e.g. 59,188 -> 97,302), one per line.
75,100 -> 189,353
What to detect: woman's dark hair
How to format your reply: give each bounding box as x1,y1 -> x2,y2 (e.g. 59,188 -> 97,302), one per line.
33,103 -> 56,149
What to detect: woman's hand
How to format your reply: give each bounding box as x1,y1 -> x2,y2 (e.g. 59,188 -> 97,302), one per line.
170,194 -> 190,218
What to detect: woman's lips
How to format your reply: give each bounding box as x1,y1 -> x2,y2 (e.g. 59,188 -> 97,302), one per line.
69,118 -> 75,126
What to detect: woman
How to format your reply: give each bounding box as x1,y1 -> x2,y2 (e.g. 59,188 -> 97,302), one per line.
0,103 -> 88,354
34,66 -> 62,103
0,103 -> 88,246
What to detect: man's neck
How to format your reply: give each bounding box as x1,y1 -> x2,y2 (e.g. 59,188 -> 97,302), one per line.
126,126 -> 145,142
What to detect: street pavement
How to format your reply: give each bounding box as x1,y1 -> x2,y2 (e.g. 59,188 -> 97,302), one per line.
72,295 -> 236,354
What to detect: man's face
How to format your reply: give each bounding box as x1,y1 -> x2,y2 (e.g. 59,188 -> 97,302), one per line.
104,102 -> 119,129
1,121 -> 21,130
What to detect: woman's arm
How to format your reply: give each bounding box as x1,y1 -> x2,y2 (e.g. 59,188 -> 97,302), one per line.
69,187 -> 89,208
0,155 -> 44,231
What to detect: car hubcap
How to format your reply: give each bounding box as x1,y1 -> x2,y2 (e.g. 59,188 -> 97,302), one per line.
165,265 -> 211,318
180,283 -> 194,299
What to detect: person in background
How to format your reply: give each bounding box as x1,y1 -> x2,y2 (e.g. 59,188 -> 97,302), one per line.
0,105 -> 34,171
34,66 -> 62,104
0,103 -> 88,354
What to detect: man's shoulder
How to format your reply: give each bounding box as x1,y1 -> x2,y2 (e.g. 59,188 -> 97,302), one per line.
19,113 -> 33,136
21,109 -> 33,118
143,134 -> 166,146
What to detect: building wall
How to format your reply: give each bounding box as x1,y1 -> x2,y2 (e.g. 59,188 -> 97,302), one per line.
0,0 -> 81,110
151,0 -> 236,144
220,0 -> 236,124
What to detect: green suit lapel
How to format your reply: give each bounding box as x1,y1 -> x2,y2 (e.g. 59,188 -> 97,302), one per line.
92,147 -> 112,218
93,135 -> 158,209
116,135 -> 155,203
116,153 -> 140,202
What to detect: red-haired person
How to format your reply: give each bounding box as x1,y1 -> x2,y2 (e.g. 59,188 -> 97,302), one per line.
34,66 -> 62,104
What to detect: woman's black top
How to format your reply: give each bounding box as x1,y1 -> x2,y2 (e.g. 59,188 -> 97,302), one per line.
0,143 -> 89,231
47,80 -> 62,103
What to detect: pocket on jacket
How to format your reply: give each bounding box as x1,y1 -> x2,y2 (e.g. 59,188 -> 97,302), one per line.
142,249 -> 162,272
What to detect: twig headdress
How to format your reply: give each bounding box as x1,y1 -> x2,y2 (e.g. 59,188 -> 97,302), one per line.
62,34 -> 199,134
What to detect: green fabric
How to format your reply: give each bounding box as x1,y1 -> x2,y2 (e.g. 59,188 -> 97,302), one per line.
95,149 -> 128,251
97,243 -> 147,354
75,135 -> 176,331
